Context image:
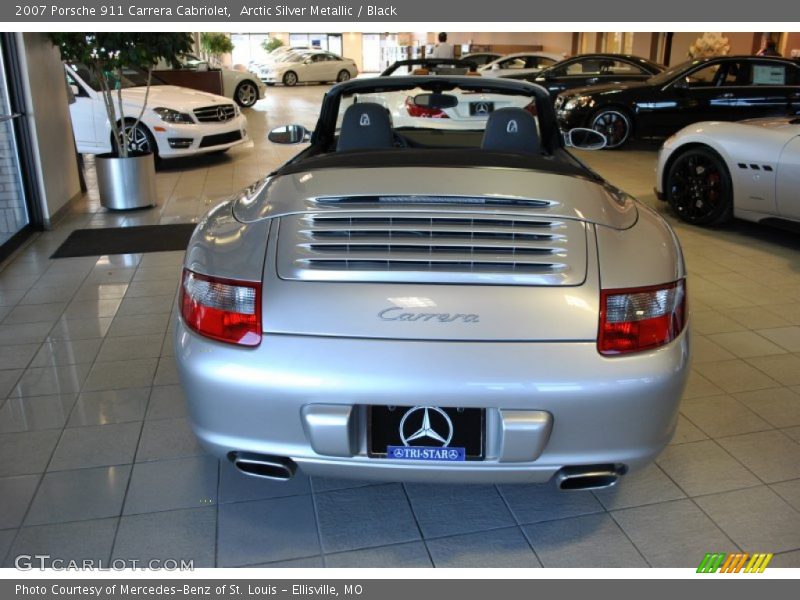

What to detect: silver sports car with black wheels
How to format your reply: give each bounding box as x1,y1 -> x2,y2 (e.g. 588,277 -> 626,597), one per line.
175,76 -> 690,489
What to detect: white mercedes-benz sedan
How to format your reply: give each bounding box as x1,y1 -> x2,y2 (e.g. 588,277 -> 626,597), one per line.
65,63 -> 249,159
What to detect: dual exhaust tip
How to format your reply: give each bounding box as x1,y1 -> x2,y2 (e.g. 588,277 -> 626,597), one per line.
233,453 -> 626,491
555,464 -> 626,491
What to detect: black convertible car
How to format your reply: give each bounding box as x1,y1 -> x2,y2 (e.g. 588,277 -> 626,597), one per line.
555,55 -> 800,148
528,54 -> 664,97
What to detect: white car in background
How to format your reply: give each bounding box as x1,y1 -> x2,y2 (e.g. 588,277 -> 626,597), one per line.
65,63 -> 249,159
656,117 -> 800,226
170,54 -> 266,108
259,51 -> 358,86
480,52 -> 564,78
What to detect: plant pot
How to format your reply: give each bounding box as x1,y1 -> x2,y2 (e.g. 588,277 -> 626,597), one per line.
95,151 -> 157,211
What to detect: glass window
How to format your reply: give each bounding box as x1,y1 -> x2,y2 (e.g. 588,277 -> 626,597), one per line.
499,58 -> 526,70
682,64 -> 721,87
751,63 -> 787,85
526,56 -> 556,69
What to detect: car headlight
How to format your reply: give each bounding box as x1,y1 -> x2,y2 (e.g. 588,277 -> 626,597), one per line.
153,107 -> 194,124
563,96 -> 594,111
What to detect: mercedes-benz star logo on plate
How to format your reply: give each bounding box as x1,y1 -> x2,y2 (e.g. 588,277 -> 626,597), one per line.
399,406 -> 453,447
474,102 -> 490,114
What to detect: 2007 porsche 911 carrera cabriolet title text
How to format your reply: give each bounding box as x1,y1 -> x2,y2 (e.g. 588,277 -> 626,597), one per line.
174,76 -> 690,489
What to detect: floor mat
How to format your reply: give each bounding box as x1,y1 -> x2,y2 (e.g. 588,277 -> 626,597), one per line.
50,224 -> 197,258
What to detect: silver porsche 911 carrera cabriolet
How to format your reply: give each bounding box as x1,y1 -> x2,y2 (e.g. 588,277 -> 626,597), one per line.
175,76 -> 690,489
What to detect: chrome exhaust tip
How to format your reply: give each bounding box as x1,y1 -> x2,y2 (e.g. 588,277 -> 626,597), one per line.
555,465 -> 625,491
232,453 -> 297,481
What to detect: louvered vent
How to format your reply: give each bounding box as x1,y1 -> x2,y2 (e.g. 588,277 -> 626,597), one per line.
277,211 -> 587,286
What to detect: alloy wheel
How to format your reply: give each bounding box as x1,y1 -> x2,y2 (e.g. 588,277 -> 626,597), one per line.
590,110 -> 630,149
283,72 -> 298,86
123,124 -> 152,154
667,151 -> 729,225
337,70 -> 351,82
236,82 -> 258,107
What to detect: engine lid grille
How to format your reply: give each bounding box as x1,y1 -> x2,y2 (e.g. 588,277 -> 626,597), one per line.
277,212 -> 587,286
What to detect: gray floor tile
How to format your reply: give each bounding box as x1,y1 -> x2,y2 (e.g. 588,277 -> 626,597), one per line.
82,358 -> 158,392
0,369 -> 23,398
68,388 -> 149,427
218,459 -> 309,503
145,385 -> 187,420
679,395 -> 772,438
252,556 -> 324,568
107,314 -> 170,338
21,285 -> 82,305
26,465 -> 130,525
524,513 -> 648,567
656,440 -> 761,496
112,507 -> 215,567
136,417 -> 206,462
116,295 -> 175,317
0,529 -> 15,565
0,430 -> 60,476
316,483 -> 420,553
125,280 -> 179,298
771,550 -> 800,567
153,356 -> 180,386
784,426 -> 800,442
694,360 -> 779,393
0,322 -> 53,346
771,479 -> 800,512
326,541 -> 432,568
694,486 -> 800,553
0,394 -> 76,433
426,526 -> 539,568
0,474 -> 40,529
593,464 -> 686,510
498,483 -> 604,524
611,499 -> 737,568
0,344 -> 39,369
11,363 -> 91,398
63,298 -> 122,320
3,518 -> 118,568
96,334 -> 164,362
724,430 -> 800,486
124,456 -> 218,515
49,422 -> 141,471
30,339 -> 102,368
734,387 -> 800,428
2,302 -> 67,326
217,495 -> 319,566
404,483 -> 515,538
47,317 -> 112,341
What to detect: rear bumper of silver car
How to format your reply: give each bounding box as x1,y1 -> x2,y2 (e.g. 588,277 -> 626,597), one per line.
175,321 -> 690,484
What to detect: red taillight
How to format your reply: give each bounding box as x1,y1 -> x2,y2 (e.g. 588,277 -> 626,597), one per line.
180,269 -> 262,346
598,279 -> 686,356
405,96 -> 450,118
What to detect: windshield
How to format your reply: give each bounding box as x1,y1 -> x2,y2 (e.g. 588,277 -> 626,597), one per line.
69,63 -> 166,91
646,59 -> 699,85
332,81 -> 541,149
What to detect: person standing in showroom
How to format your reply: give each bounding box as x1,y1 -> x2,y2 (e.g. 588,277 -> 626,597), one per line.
757,37 -> 782,56
429,32 -> 455,58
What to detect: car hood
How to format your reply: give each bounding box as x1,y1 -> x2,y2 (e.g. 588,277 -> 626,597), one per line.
232,165 -> 638,231
121,85 -> 233,110
560,80 -> 650,99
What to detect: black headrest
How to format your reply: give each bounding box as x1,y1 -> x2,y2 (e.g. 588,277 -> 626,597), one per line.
337,102 -> 393,152
480,108 -> 540,155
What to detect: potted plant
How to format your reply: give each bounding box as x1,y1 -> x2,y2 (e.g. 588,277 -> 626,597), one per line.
261,37 -> 284,54
687,32 -> 731,59
50,33 -> 193,210
200,32 -> 234,68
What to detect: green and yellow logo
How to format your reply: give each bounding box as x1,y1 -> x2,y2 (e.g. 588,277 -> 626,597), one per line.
697,552 -> 773,573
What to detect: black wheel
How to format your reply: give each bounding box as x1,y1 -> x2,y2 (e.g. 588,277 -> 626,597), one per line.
590,108 -> 632,149
666,147 -> 733,226
234,80 -> 258,107
115,122 -> 157,157
282,71 -> 298,86
336,70 -> 351,83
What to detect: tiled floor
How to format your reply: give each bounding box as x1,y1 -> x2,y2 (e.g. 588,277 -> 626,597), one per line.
1,86 -> 800,568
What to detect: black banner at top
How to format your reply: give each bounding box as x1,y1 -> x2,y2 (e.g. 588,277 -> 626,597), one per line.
4,0 -> 800,22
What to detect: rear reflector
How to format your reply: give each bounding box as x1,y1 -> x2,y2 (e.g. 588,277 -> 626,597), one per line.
598,279 -> 686,355
180,269 -> 261,346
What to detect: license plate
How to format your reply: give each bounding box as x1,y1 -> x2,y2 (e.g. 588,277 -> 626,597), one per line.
368,406 -> 485,460
469,101 -> 495,116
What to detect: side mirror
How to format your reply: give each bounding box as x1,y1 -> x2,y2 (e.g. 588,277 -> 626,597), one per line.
565,128 -> 607,150
268,124 -> 311,144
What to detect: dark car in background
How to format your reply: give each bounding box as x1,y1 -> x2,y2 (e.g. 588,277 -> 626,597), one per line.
529,54 -> 664,96
462,52 -> 502,66
555,55 -> 800,148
